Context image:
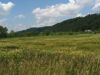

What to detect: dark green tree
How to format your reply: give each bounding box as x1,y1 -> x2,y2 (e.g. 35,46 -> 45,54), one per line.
0,26 -> 8,38
9,30 -> 15,37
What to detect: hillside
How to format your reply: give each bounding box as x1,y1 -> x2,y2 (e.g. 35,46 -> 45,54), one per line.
15,14 -> 100,36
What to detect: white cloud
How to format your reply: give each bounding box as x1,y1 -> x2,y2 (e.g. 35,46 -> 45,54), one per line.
0,18 -> 7,23
96,0 -> 100,3
13,24 -> 32,31
76,13 -> 86,17
92,3 -> 100,11
0,1 -> 14,31
69,0 -> 75,4
76,0 -> 94,7
0,2 -> 14,11
33,0 -> 80,26
0,1 -> 14,28
92,0 -> 100,13
0,2 -> 14,17
15,14 -> 25,19
32,0 -> 95,27
14,24 -> 25,31
0,18 -> 7,28
0,19 -> 7,27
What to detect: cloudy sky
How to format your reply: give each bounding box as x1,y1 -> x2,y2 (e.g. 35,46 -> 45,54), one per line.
0,0 -> 99,31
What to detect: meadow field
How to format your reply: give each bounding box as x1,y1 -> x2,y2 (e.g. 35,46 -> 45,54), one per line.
0,34 -> 100,75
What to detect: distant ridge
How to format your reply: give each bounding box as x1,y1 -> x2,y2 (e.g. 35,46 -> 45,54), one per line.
15,14 -> 100,36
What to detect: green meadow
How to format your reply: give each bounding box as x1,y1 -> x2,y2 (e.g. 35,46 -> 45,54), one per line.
0,34 -> 100,75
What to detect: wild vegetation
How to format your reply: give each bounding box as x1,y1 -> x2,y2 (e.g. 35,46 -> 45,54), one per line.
0,34 -> 100,75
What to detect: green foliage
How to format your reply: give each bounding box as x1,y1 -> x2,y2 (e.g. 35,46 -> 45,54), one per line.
52,14 -> 100,32
0,26 -> 8,38
8,30 -> 15,37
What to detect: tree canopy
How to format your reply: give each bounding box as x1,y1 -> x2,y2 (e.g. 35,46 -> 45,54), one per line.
0,26 -> 8,38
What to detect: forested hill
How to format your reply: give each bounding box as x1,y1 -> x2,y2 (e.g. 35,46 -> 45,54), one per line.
15,14 -> 100,36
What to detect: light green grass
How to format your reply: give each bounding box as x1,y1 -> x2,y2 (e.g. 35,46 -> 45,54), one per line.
0,34 -> 100,75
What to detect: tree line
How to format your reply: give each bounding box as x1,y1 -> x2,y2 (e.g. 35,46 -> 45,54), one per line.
14,13 -> 100,37
0,14 -> 100,38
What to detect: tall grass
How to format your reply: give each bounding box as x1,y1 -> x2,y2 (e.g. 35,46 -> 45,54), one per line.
0,34 -> 100,75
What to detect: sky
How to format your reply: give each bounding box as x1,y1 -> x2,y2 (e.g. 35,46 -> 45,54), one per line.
0,0 -> 100,31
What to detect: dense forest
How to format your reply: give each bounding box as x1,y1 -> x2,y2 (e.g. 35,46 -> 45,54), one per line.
13,14 -> 100,36
0,13 -> 100,37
